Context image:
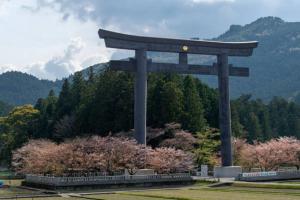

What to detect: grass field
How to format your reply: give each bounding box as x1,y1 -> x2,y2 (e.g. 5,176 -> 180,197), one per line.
0,179 -> 43,197
0,171 -> 12,176
1,180 -> 300,200
83,185 -> 300,200
2,179 -> 23,186
277,181 -> 300,184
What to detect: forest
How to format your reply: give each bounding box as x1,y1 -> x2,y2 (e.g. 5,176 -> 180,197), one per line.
0,66 -> 300,168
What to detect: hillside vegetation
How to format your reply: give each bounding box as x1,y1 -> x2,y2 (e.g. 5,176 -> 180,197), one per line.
147,17 -> 300,101
0,71 -> 62,105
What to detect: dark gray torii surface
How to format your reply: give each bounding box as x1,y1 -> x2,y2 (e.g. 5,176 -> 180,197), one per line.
98,29 -> 258,167
99,29 -> 257,56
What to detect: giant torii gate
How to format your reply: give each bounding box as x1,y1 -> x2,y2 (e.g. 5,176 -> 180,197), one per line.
98,29 -> 258,167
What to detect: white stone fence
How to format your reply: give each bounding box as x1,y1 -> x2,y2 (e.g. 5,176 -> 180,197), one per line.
237,170 -> 300,181
25,173 -> 192,187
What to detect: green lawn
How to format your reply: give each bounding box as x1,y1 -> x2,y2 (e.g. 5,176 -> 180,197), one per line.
0,179 -> 42,197
0,186 -> 38,196
21,198 -> 83,200
276,181 -> 300,184
83,185 -> 300,200
0,171 -> 13,176
1,182 -> 300,200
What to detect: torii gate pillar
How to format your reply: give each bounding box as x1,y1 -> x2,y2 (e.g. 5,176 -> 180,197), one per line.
217,54 -> 232,166
134,49 -> 147,145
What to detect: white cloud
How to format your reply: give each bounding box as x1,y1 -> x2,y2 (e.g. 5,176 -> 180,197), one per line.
2,0 -> 300,81
0,38 -> 111,81
24,37 -> 113,80
0,0 -> 10,16
30,37 -> 110,79
0,64 -> 18,72
191,0 -> 235,3
0,0 -> 113,80
27,37 -> 85,80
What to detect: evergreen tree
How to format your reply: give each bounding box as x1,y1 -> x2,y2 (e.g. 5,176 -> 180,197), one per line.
269,97 -> 289,137
88,66 -> 95,84
56,79 -> 72,119
148,77 -> 165,127
34,98 -> 44,111
231,102 -> 245,138
45,90 -> 57,119
33,90 -> 57,139
79,70 -> 134,135
258,107 -> 272,141
70,72 -> 86,111
246,112 -> 262,143
182,76 -> 206,132
160,81 -> 183,125
195,79 -> 218,128
287,102 -> 300,138
0,101 -> 13,117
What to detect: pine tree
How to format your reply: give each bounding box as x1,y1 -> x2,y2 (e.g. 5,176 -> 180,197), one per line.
182,76 -> 206,132
148,77 -> 165,127
269,97 -> 289,137
258,108 -> 272,141
45,90 -> 57,118
287,102 -> 300,138
231,103 -> 245,138
34,98 -> 44,111
246,112 -> 262,143
88,66 -> 95,84
195,78 -> 219,128
70,72 -> 86,111
56,79 -> 72,119
160,81 -> 184,125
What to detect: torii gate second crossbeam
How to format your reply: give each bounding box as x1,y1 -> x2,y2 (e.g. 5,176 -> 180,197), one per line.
98,29 -> 258,167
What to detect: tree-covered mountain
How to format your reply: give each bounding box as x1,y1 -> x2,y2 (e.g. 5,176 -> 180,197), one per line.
0,100 -> 13,116
0,63 -> 105,105
0,17 -> 300,105
146,17 -> 300,101
0,71 -> 62,105
216,16 -> 300,101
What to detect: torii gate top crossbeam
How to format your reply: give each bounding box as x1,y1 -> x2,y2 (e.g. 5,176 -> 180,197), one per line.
99,29 -> 258,56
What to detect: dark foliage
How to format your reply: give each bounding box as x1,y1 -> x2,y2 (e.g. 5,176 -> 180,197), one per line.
0,101 -> 13,117
0,71 -> 62,105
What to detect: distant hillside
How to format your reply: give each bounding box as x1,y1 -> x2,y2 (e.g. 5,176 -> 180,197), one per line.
0,71 -> 62,105
69,63 -> 107,81
0,63 -> 106,105
0,100 -> 13,116
146,17 -> 300,101
1,17 -> 300,104
214,16 -> 300,100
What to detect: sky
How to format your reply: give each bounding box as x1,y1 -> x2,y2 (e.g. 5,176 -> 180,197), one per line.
1,0 -> 300,80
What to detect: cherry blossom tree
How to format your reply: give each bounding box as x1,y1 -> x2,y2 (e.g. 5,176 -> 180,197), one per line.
12,139 -> 64,175
147,147 -> 194,174
159,131 -> 196,151
12,136 -> 194,175
233,137 -> 300,171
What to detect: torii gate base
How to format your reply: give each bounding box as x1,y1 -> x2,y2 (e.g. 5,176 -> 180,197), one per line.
214,166 -> 242,178
99,29 -> 258,177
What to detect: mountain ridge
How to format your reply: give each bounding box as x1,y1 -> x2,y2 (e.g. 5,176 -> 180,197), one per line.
0,71 -> 62,105
0,16 -> 300,105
